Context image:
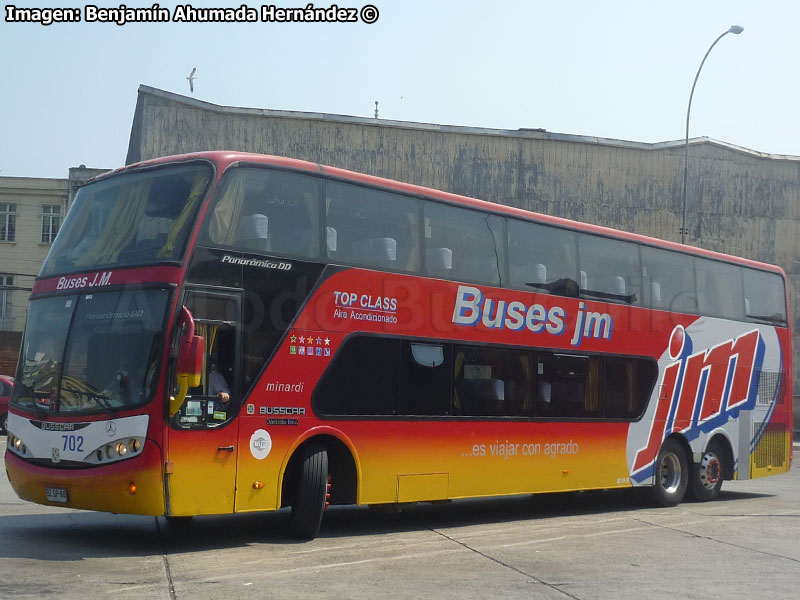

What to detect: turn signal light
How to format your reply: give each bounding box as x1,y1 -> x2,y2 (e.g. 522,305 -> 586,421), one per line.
128,482 -> 138,495
252,481 -> 265,489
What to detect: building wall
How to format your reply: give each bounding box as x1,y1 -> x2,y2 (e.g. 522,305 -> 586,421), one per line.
0,176 -> 68,376
0,176 -> 69,331
126,85 -> 800,393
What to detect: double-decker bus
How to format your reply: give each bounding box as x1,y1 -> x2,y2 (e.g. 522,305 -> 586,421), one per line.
6,151 -> 792,539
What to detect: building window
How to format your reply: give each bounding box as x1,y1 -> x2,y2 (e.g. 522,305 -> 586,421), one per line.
0,204 -> 16,242
0,275 -> 12,330
41,204 -> 61,243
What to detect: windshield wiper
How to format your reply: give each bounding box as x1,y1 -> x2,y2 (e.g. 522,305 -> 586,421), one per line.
12,382 -> 50,419
59,386 -> 118,417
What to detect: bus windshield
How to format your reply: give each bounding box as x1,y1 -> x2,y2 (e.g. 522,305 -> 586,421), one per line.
12,289 -> 170,415
41,163 -> 212,277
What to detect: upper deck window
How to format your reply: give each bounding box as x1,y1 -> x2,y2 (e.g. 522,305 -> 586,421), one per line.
743,269 -> 787,325
41,164 -> 212,277
695,258 -> 744,320
507,220 -> 578,296
424,203 -> 503,285
325,181 -> 419,271
203,167 -> 321,259
578,234 -> 641,305
641,246 -> 697,313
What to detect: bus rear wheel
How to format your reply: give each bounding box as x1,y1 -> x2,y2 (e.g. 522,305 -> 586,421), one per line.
688,440 -> 724,502
650,438 -> 688,507
290,443 -> 329,539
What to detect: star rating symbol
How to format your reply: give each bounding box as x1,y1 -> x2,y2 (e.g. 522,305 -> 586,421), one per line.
316,337 -> 322,345
324,338 -> 330,346
299,336 -> 305,344
290,335 -> 297,343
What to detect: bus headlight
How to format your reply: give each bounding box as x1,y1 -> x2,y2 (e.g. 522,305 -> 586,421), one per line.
84,437 -> 145,465
7,433 -> 31,458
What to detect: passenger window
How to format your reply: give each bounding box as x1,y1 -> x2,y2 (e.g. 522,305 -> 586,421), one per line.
315,337 -> 400,415
399,342 -> 452,415
454,346 -> 531,416
743,269 -> 787,325
578,235 -> 640,305
507,220 -> 578,296
536,353 -> 602,418
315,337 -> 451,416
424,203 -> 503,285
604,356 -> 656,419
695,259 -> 744,319
324,182 -> 419,271
641,246 -> 697,313
203,168 -> 321,258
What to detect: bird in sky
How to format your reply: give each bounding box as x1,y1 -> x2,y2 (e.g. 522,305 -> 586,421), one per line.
186,68 -> 197,93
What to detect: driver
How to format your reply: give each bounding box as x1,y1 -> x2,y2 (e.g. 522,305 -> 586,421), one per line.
207,355 -> 230,404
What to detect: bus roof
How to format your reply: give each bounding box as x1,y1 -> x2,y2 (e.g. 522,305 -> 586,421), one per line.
109,151 -> 785,277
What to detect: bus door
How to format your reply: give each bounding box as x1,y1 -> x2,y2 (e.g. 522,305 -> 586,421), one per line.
166,289 -> 242,516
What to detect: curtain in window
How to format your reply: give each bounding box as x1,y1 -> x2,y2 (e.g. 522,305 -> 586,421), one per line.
157,170 -> 211,259
585,357 -> 601,412
208,174 -> 246,245
76,180 -> 152,266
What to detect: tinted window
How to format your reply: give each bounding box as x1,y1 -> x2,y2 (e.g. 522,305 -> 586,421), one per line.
315,337 -> 400,415
536,353 -> 602,418
641,246 -> 697,313
399,342 -> 452,415
204,168 -> 320,258
536,352 -> 655,419
696,259 -> 743,319
325,182 -> 419,271
454,346 -> 531,416
743,269 -> 787,325
578,235 -> 640,304
604,356 -> 657,419
507,220 -> 578,296
425,203 -> 503,284
42,164 -> 212,276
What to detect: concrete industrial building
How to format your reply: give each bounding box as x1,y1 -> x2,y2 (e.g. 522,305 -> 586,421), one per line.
127,85 -> 800,397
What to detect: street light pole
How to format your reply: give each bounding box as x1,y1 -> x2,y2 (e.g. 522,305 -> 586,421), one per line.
681,25 -> 743,244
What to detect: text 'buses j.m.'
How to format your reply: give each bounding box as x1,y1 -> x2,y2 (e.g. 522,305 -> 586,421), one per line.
6,152 -> 792,538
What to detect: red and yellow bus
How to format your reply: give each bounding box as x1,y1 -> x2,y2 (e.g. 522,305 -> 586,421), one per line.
6,152 -> 793,538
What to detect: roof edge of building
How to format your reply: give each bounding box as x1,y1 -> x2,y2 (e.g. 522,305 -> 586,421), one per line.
136,84 -> 800,161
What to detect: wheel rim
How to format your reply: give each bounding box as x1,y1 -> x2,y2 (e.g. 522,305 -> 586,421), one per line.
659,452 -> 682,494
699,453 -> 722,490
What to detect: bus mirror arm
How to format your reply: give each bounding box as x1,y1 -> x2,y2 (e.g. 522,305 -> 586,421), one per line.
171,307 -> 205,417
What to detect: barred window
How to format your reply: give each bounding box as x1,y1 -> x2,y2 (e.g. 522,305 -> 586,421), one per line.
41,204 -> 61,243
0,203 -> 17,242
0,274 -> 12,330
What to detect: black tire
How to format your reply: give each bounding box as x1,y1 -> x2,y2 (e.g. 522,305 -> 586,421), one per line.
687,440 -> 725,502
650,438 -> 688,507
290,443 -> 329,539
0,412 -> 6,435
165,515 -> 193,527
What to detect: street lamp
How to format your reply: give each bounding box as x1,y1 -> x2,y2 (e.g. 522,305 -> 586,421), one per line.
681,25 -> 744,244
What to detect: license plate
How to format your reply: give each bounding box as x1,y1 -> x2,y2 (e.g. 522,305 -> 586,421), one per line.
45,487 -> 69,503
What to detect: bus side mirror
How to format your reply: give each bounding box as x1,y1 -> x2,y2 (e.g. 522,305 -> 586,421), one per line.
171,307 -> 205,417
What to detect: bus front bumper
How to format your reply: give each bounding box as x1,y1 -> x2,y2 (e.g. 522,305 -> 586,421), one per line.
4,442 -> 165,516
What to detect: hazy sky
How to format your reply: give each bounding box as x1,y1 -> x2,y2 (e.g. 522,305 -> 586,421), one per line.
2,0 -> 799,178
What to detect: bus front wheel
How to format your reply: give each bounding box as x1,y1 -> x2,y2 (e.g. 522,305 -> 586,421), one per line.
650,438 -> 688,507
290,443 -> 329,539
